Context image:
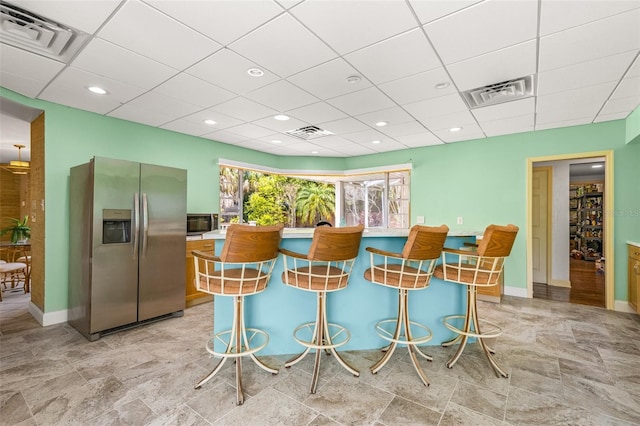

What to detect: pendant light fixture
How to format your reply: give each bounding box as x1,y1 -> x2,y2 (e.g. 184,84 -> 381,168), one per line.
1,144 -> 30,175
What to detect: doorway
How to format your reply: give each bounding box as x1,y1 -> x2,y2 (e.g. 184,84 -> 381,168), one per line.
526,151 -> 614,310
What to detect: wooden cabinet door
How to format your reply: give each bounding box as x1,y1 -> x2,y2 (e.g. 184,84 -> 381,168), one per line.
186,239 -> 215,307
629,245 -> 640,313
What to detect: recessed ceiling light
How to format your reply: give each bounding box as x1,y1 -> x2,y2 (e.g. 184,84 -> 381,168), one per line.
271,140 -> 282,144
449,127 -> 462,132
247,68 -> 264,77
435,82 -> 450,89
346,75 -> 361,84
591,164 -> 603,169
274,114 -> 289,121
372,140 -> 381,144
311,150 -> 319,154
87,86 -> 107,95
204,119 -> 216,125
375,121 -> 387,127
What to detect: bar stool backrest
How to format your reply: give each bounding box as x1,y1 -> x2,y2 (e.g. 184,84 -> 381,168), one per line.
307,224 -> 364,261
220,224 -> 284,263
402,224 -> 449,260
476,224 -> 519,258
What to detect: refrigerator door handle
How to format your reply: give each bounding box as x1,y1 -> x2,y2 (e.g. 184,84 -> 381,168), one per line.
133,192 -> 140,260
142,192 -> 149,257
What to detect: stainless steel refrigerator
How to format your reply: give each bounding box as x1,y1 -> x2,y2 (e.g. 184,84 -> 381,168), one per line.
69,157 -> 187,341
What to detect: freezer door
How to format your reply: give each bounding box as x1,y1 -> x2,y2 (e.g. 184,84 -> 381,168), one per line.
91,157 -> 140,332
138,163 -> 187,321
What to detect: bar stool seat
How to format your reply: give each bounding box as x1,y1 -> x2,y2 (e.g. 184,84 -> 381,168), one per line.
192,224 -> 283,405
363,224 -> 449,386
280,224 -> 364,394
434,224 -> 518,378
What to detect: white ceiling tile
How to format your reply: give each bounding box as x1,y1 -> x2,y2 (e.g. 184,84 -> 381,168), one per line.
345,28 -> 441,84
202,130 -> 249,144
433,123 -> 484,142
479,114 -> 535,137
611,75 -> 640,100
539,9 -> 640,72
403,93 -> 468,122
306,136 -> 354,149
230,14 -> 336,77
210,97 -> 278,122
145,0 -> 284,45
379,68 -> 458,105
290,0 -> 418,55
394,131 -> 443,147
236,139 -> 284,153
599,96 -> 640,115
225,123 -> 276,139
535,117 -> 593,131
245,80 -> 318,112
152,73 -> 235,108
424,0 -> 538,64
39,67 -> 145,114
98,0 -> 221,69
330,143 -> 377,156
536,81 -> 618,124
127,91 -> 201,121
379,121 -> 428,138
472,98 -> 535,122
0,44 -> 65,98
186,49 -> 279,95
326,87 -> 395,116
251,116 -> 308,133
540,0 -> 640,36
286,102 -> 347,124
9,0 -> 122,34
355,107 -> 414,127
626,56 -> 640,77
447,40 -> 537,91
418,110 -> 478,131
408,0 -> 482,24
367,139 -> 409,153
179,110 -> 243,131
538,51 -> 638,96
160,120 -> 216,137
317,117 -> 369,135
594,111 -> 633,123
254,133 -> 305,147
108,104 -> 175,127
72,39 -> 178,90
288,58 -> 371,100
343,128 -> 388,144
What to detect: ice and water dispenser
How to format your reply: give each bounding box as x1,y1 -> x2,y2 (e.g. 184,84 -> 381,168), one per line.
102,209 -> 132,244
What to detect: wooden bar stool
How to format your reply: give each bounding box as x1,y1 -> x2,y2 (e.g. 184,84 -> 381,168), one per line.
434,224 -> 518,378
192,224 -> 283,405
280,224 -> 364,394
363,224 -> 449,386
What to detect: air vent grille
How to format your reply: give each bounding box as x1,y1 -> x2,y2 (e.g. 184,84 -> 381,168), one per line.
0,0 -> 89,63
462,76 -> 534,109
285,125 -> 333,140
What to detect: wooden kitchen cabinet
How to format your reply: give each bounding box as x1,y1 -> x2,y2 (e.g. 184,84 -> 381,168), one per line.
186,239 -> 214,307
629,244 -> 640,313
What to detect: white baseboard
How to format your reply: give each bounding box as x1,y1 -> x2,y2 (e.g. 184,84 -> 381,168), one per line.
29,302 -> 68,326
614,300 -> 637,313
504,286 -> 528,298
548,279 -> 571,288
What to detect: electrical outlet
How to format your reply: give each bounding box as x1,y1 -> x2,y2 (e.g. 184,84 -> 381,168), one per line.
457,216 -> 463,225
416,216 -> 425,224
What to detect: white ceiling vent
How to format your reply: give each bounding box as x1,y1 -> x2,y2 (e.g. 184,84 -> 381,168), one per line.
462,76 -> 534,109
0,1 -> 90,63
285,125 -> 333,140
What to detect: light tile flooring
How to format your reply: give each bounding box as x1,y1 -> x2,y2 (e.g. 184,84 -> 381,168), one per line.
2,289 -> 640,425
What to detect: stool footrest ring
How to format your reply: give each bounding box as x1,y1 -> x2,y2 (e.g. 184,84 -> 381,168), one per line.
375,318 -> 433,346
443,315 -> 502,339
292,321 -> 351,350
206,327 -> 269,358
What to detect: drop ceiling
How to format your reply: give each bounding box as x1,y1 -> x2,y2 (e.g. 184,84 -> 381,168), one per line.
1,0 -> 639,158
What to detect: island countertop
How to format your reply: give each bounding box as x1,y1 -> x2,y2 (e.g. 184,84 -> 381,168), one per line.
191,227 -> 481,240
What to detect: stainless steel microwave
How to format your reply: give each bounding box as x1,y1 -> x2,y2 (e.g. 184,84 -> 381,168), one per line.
187,213 -> 218,235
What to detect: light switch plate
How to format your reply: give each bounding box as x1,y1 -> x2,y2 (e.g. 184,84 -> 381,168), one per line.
417,216 -> 425,224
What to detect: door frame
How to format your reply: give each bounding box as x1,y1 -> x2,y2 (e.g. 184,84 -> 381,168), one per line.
532,166 -> 552,285
526,150 -> 614,310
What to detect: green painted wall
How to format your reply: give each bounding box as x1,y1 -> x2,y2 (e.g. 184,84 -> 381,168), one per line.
626,105 -> 640,144
2,87 -> 639,313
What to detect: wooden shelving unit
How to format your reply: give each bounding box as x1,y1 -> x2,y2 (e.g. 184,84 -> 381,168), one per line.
570,183 -> 604,261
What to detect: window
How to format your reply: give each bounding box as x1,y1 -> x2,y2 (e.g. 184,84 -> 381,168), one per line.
219,161 -> 410,229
